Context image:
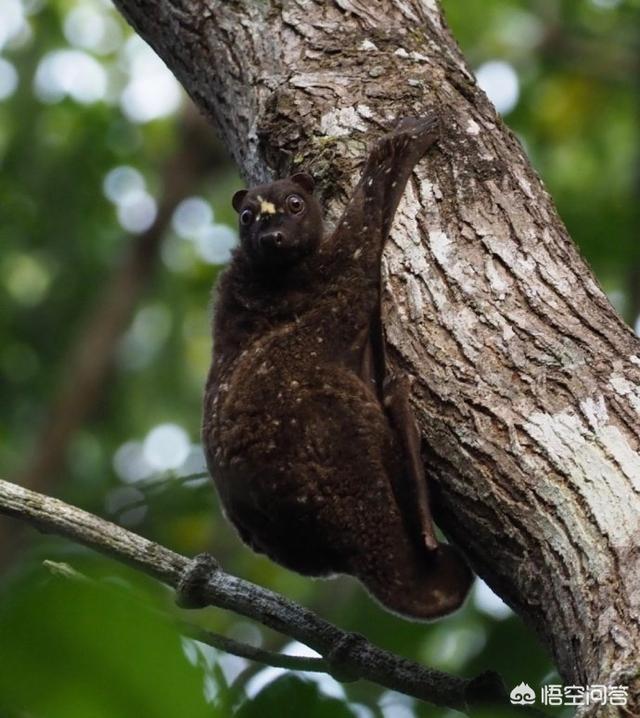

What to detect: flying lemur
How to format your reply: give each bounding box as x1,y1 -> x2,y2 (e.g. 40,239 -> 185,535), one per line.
203,115 -> 472,619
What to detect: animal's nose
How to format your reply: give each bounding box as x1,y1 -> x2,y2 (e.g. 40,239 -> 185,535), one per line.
260,232 -> 284,249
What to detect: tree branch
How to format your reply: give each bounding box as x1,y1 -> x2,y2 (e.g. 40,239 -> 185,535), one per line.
43,559 -> 330,674
0,477 -> 510,714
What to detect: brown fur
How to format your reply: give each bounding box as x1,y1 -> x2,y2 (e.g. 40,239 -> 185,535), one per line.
203,117 -> 472,619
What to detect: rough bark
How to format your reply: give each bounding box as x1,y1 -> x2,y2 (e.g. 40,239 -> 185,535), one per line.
110,0 -> 640,711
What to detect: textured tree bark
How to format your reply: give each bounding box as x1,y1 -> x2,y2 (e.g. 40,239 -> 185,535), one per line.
110,0 -> 640,712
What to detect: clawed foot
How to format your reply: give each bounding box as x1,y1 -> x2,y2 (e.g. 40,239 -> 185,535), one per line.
382,371 -> 413,403
371,114 -> 439,177
392,114 -> 440,154
394,114 -> 439,138
176,552 -> 219,609
326,632 -> 367,682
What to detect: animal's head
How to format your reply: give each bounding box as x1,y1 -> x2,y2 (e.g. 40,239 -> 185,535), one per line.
232,173 -> 323,268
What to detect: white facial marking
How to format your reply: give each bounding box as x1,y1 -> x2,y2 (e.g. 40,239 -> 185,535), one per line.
259,199 -> 277,215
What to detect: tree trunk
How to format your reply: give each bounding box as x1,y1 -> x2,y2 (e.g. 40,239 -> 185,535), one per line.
110,0 -> 640,711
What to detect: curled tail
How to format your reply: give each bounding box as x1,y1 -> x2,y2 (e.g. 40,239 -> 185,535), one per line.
356,543 -> 473,620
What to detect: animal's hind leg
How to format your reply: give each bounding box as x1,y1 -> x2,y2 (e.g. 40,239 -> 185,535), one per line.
384,373 -> 439,553
358,295 -> 439,554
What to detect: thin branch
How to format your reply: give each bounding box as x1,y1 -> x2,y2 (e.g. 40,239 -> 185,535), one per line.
43,559 -> 328,674
118,471 -> 211,510
184,626 -> 329,674
135,471 -> 211,491
0,478 -> 512,713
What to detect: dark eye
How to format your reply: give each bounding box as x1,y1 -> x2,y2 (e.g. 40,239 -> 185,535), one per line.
287,194 -> 304,214
240,209 -> 253,226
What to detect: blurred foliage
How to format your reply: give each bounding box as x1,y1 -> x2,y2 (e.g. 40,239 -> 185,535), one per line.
0,0 -> 637,717
443,0 -> 640,312
0,558 -> 215,717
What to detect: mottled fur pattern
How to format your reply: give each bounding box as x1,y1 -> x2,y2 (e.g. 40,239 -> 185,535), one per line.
203,116 -> 472,619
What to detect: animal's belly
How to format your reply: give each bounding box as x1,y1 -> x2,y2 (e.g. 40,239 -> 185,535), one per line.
205,352 -> 397,575
210,329 -> 370,471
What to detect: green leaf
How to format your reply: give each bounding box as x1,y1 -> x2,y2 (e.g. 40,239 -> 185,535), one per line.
235,674 -> 356,718
0,566 -> 216,718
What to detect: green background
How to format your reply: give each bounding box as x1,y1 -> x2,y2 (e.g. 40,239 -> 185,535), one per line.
1,0 -> 638,716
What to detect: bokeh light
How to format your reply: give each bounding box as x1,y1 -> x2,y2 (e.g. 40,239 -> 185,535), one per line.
2,252 -> 52,306
495,9 -> 544,53
476,60 -> 520,115
113,441 -> 153,483
64,5 -> 123,55
349,705 -> 375,718
474,579 -> 514,620
34,49 -> 107,104
422,621 -> 488,671
172,196 -> 237,265
118,304 -> 172,370
179,445 -> 208,479
245,641 -> 345,701
0,0 -> 27,51
142,423 -> 191,471
0,58 -> 19,100
379,692 -> 416,718
172,197 -> 214,240
103,165 -> 145,203
103,165 -> 157,233
113,425 -> 199,483
119,35 -> 182,123
116,189 -> 157,233
194,224 -> 237,265
591,0 -> 622,8
105,485 -> 147,526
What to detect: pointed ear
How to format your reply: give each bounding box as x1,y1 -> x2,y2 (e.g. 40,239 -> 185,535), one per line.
232,189 -> 248,212
290,172 -> 315,194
